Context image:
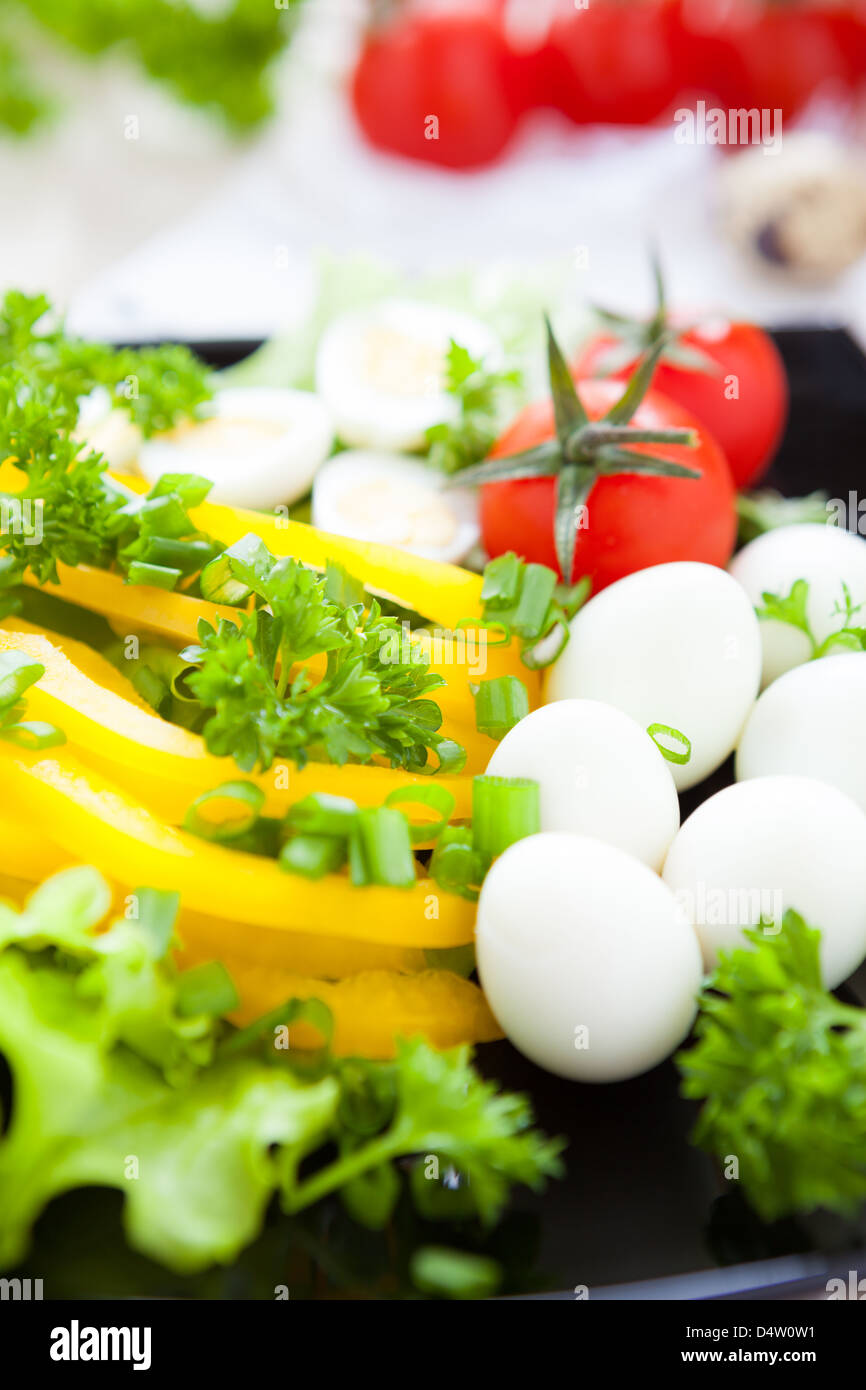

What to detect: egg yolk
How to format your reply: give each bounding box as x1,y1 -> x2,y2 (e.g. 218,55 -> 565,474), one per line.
337,480 -> 458,549
360,327 -> 445,398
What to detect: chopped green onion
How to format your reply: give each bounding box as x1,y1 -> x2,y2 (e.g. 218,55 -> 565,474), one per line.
132,886 -> 180,959
347,826 -> 369,887
352,807 -> 417,889
131,664 -> 169,711
509,563 -> 558,637
147,472 -> 213,508
429,827 -> 483,901
0,720 -> 65,749
125,561 -> 182,590
480,551 -> 522,607
184,780 -> 265,842
220,995 -> 334,1059
175,960 -> 239,1018
133,536 -> 217,574
286,792 -> 359,838
454,617 -> 511,649
647,723 -> 692,766
137,493 -> 195,539
0,699 -> 26,728
229,816 -> 282,859
0,650 -> 44,708
279,834 -> 347,880
472,774 -> 541,864
383,785 -> 456,844
199,533 -> 271,605
555,575 -> 592,620
473,676 -> 529,741
521,618 -> 570,671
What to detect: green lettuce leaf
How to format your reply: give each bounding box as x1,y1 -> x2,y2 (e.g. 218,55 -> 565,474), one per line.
0,868 -> 338,1273
0,866 -> 563,1276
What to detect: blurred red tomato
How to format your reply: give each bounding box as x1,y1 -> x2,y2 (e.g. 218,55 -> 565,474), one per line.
671,0 -> 847,120
547,0 -> 680,126
351,7 -> 519,169
821,2 -> 866,89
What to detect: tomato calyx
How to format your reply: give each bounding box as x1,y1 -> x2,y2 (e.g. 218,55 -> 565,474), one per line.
454,317 -> 701,581
588,257 -> 720,378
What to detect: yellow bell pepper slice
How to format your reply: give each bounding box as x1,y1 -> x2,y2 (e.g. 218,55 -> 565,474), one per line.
0,814 -> 71,883
175,907 -> 428,978
194,956 -> 502,1059
1,616 -> 155,711
23,562 -> 244,646
0,629 -> 475,820
110,469 -> 485,633
20,565 -> 509,753
0,746 -> 475,947
0,815 -> 433,976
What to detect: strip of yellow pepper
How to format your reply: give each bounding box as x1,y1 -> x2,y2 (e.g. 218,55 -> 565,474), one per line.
111,469 -> 485,634
2,617 -> 155,710
19,566 -> 512,754
0,629 -> 475,821
0,821 -> 435,977
0,746 -> 475,947
0,814 -> 436,976
189,954 -> 502,1059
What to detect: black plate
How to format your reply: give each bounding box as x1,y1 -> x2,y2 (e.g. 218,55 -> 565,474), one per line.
9,328 -> 866,1301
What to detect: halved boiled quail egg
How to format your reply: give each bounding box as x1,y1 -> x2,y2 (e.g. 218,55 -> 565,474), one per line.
312,450 -> 479,564
137,386 -> 334,511
315,298 -> 503,451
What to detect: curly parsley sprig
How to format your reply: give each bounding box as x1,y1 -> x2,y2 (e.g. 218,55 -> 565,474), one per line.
678,911 -> 866,1221
0,292 -> 218,605
181,535 -> 466,775
0,290 -> 213,439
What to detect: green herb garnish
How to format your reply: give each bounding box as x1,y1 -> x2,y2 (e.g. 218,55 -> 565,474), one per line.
183,536 -> 463,775
0,291 -> 212,439
0,1 -> 299,137
473,674 -> 530,740
736,489 -> 830,546
476,550 -> 590,670
678,910 -> 866,1221
0,648 -> 64,748
757,579 -> 866,658
426,339 -> 521,476
0,867 -> 563,1274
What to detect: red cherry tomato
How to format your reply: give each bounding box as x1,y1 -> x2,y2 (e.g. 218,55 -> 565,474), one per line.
480,382 -> 737,590
671,0 -> 848,120
351,9 -> 519,170
821,2 -> 866,90
572,320 -> 788,490
547,0 -> 680,126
